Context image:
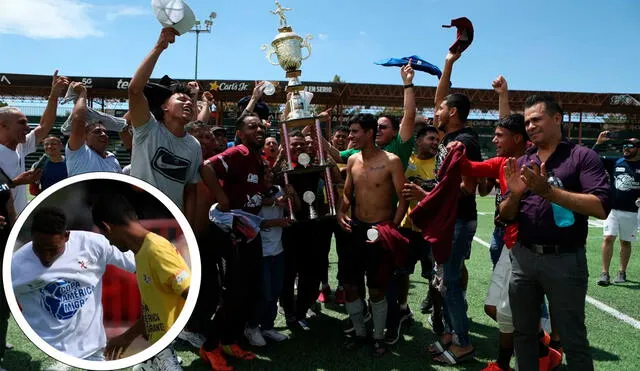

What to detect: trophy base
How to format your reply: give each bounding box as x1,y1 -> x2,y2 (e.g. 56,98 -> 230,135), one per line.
286,70 -> 302,78
283,116 -> 317,128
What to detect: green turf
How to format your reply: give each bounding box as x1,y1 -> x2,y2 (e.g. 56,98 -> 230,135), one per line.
4,197 -> 639,370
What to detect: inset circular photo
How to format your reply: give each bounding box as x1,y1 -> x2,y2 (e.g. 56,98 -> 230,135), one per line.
2,173 -> 201,371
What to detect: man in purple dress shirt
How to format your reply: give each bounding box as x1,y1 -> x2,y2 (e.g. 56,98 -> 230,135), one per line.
499,95 -> 610,371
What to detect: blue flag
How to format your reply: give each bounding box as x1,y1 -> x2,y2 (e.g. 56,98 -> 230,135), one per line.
374,55 -> 442,79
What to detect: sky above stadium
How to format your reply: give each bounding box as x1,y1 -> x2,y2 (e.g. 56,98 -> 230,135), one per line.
0,0 -> 638,94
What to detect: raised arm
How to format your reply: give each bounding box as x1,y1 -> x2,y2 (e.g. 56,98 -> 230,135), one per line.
492,75 -> 511,119
398,62 -> 416,142
197,91 -> 214,124
244,82 -> 265,115
67,82 -> 88,151
33,71 -> 69,144
128,28 -> 178,127
434,52 -> 461,108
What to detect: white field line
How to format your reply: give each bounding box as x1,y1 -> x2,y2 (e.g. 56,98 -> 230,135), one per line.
472,236 -> 640,330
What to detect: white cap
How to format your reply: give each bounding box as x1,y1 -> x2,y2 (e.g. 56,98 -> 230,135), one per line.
151,0 -> 196,36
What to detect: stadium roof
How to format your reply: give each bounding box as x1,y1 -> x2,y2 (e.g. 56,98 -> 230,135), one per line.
1,73 -> 639,116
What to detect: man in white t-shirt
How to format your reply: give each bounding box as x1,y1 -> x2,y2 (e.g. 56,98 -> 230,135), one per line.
11,206 -> 135,365
65,82 -> 122,176
128,29 -> 202,221
0,71 -> 69,214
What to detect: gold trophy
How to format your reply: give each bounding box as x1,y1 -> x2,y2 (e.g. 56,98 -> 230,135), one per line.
261,1 -> 314,123
262,1 -> 337,218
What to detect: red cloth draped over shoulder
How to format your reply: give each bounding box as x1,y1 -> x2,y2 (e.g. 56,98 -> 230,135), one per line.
409,146 -> 465,263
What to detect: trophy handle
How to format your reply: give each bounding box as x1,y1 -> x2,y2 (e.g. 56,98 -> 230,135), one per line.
261,44 -> 280,66
301,35 -> 313,60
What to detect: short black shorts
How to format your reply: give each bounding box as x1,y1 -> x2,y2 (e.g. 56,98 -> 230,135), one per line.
341,219 -> 394,291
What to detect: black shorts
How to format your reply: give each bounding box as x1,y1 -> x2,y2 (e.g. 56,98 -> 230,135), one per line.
396,228 -> 431,275
341,219 -> 394,292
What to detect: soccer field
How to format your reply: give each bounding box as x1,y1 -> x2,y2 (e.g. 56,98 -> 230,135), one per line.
4,197 -> 640,370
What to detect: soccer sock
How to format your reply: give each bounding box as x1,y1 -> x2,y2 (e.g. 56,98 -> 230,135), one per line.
345,300 -> 367,337
497,346 -> 513,370
371,298 -> 388,340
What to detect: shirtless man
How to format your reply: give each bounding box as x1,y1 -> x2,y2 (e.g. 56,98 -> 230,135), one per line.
337,113 -> 408,355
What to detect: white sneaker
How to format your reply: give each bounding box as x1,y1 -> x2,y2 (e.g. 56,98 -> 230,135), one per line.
262,329 -> 288,342
132,347 -> 183,371
132,359 -> 155,371
244,326 -> 266,347
153,347 -> 183,371
43,361 -> 72,371
177,329 -> 206,348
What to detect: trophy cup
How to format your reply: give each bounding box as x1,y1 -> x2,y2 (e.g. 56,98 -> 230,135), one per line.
261,1 -> 337,219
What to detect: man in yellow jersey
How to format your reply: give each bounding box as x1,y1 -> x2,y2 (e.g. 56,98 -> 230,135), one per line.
91,194 -> 190,371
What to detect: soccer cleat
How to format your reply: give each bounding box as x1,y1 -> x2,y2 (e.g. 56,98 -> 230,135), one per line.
546,347 -> 562,370
262,329 -> 288,342
244,326 -> 266,347
200,346 -> 233,371
43,362 -> 72,371
153,347 -> 183,370
597,272 -> 610,286
178,329 -> 206,348
614,271 -> 627,283
317,285 -> 332,303
343,311 -> 372,334
384,322 -> 401,345
481,362 -> 510,371
131,359 -> 154,371
222,344 -> 256,360
296,319 -> 311,331
541,331 -> 550,347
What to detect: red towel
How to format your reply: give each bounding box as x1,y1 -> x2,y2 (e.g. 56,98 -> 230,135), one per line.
409,146 -> 465,263
375,221 -> 410,268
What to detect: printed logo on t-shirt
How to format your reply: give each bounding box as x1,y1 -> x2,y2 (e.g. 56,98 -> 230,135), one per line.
143,274 -> 152,285
40,279 -> 94,320
77,258 -> 89,270
151,147 -> 191,183
615,174 -> 637,192
246,193 -> 263,209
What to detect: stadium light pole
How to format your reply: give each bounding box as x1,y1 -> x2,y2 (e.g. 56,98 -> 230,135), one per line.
189,12 -> 216,80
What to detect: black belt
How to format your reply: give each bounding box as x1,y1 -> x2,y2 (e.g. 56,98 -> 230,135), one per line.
521,242 -> 583,255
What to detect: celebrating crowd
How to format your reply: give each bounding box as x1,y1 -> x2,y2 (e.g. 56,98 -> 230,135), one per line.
0,24 -> 638,371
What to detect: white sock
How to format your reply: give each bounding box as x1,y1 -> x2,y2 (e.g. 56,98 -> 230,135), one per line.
345,300 -> 366,337
371,298 -> 388,340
